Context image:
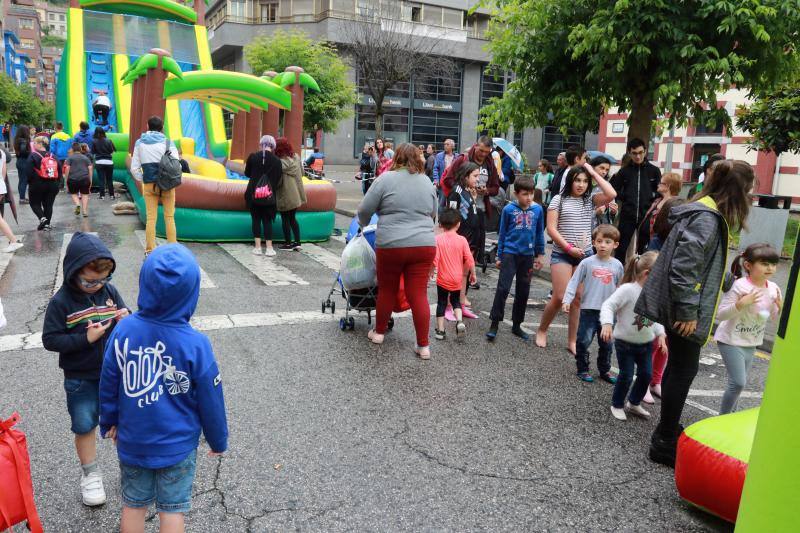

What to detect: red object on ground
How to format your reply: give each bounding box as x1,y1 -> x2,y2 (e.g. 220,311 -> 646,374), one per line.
675,432 -> 747,523
0,413 -> 43,533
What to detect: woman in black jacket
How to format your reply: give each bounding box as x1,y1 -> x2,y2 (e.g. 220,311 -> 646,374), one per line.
92,127 -> 116,199
244,135 -> 282,257
13,125 -> 31,203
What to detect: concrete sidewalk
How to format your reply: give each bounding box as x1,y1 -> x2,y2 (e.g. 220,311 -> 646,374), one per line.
331,173 -> 788,352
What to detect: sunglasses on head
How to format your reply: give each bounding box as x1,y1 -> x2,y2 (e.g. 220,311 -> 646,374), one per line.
78,274 -> 112,288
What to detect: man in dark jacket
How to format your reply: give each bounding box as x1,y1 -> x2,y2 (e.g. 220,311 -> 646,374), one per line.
442,136 -> 500,214
42,232 -> 130,506
611,138 -> 661,260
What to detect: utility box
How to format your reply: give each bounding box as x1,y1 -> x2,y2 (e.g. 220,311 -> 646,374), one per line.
739,195 -> 792,254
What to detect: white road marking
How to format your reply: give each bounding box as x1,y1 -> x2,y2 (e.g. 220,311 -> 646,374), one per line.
0,235 -> 25,281
0,307 -> 431,352
134,231 -> 216,288
688,389 -> 763,399
54,233 -> 97,295
298,243 -> 341,271
481,311 -> 567,330
685,399 -> 720,416
219,243 -> 309,286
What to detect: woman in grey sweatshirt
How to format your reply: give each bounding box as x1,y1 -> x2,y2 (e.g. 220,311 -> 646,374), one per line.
357,143 -> 438,359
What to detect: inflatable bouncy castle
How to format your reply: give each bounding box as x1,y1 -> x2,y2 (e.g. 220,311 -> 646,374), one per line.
674,233 -> 800,528
55,0 -> 335,241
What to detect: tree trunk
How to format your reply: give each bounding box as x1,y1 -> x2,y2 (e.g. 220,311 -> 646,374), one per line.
627,97 -> 656,147
374,102 -> 384,139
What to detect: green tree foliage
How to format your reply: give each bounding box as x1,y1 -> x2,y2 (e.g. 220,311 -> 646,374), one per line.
41,35 -> 67,48
244,30 -> 357,133
0,74 -> 54,128
479,0 -> 800,143
737,85 -> 800,154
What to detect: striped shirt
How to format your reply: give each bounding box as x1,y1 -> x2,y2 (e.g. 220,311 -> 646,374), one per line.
548,192 -> 598,254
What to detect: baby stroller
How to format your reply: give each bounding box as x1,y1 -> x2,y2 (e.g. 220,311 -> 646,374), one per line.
321,215 -> 399,331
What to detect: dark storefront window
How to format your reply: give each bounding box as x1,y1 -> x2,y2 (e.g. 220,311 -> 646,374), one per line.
411,109 -> 460,151
541,126 -> 584,165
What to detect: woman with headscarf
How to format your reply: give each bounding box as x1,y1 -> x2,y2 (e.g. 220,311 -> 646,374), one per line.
244,135 -> 283,257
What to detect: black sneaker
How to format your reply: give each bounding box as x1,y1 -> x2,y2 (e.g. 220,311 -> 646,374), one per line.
279,243 -> 295,251
434,329 -> 446,340
649,436 -> 677,468
44,223 -> 52,231
599,372 -> 617,384
110,195 -> 116,200
485,321 -> 499,341
99,195 -> 105,200
37,217 -> 47,231
292,242 -> 302,251
511,325 -> 530,341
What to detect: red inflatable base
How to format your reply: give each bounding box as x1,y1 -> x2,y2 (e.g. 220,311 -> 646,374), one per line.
675,432 -> 747,523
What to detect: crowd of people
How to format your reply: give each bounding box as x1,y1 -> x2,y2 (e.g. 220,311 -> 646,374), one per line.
356,136 -> 778,470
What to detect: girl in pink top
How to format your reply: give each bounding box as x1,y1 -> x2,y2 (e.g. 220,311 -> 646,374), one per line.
714,243 -> 782,414
432,208 -> 476,340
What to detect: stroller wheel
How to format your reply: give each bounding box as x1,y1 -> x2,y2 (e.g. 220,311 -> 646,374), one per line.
339,317 -> 347,331
348,317 -> 355,330
321,301 -> 326,314
388,318 -> 395,331
331,301 -> 335,313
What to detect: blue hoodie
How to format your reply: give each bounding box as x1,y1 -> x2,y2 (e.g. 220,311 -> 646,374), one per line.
496,201 -> 545,259
99,244 -> 228,468
73,129 -> 93,152
42,232 -> 127,379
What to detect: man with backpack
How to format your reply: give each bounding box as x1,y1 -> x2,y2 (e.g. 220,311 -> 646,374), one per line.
50,122 -> 73,190
28,136 -> 61,230
131,116 -> 182,254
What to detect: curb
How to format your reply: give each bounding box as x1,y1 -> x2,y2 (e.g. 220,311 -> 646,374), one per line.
334,207 -> 356,218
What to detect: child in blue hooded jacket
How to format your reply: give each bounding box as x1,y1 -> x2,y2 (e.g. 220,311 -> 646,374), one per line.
100,244 -> 228,532
486,177 -> 545,341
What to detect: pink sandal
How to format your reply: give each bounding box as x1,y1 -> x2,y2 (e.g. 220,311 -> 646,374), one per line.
367,330 -> 384,344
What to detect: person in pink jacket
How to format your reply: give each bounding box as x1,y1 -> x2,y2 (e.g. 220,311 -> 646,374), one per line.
714,243 -> 782,414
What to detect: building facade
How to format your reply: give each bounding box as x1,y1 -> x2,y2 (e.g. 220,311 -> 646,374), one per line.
35,1 -> 67,38
598,88 -> 800,199
5,0 -> 44,97
206,0 -> 595,165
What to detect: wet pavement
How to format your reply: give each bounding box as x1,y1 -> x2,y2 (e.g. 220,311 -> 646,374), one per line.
0,164 -> 756,531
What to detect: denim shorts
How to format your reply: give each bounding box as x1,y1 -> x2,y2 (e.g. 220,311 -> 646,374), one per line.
121,450 -> 197,514
550,249 -> 594,267
64,378 -> 100,435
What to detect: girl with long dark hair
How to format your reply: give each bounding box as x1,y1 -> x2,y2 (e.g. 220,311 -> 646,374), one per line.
12,125 -> 31,203
92,127 -> 116,199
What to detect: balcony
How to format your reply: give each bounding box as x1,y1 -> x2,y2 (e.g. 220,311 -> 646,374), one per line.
208,8 -> 488,41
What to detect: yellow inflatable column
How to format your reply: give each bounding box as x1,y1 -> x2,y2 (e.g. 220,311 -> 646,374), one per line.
736,236 -> 800,530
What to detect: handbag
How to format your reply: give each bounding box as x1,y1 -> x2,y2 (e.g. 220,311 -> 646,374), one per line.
0,412 -> 43,533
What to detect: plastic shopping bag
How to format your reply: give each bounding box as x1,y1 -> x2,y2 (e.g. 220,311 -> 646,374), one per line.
340,232 -> 377,290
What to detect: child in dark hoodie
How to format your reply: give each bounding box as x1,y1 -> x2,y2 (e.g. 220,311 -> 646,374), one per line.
42,232 -> 130,507
100,244 -> 228,532
486,177 -> 545,341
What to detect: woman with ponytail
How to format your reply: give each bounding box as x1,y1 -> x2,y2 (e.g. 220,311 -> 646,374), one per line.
635,159 -> 755,467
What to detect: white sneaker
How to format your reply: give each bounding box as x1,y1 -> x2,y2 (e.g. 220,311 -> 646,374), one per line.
610,406 -> 627,421
264,247 -> 276,257
456,321 -> 466,336
2,241 -> 23,253
625,401 -> 651,419
643,389 -> 655,404
80,471 -> 107,506
251,247 -> 262,256
650,383 -> 662,398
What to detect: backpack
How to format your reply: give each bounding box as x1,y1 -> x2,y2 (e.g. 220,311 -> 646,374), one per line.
33,152 -> 59,180
156,139 -> 182,192
251,154 -> 277,207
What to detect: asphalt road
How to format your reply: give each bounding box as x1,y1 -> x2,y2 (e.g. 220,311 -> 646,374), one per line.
0,167 -> 764,531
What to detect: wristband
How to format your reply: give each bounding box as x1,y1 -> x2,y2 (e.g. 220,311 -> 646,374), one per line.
565,243 -> 573,252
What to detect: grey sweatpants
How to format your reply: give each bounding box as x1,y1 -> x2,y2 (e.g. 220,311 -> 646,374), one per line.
718,342 -> 755,414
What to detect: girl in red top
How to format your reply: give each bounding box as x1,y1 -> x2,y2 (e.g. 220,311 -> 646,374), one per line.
432,207 -> 477,340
